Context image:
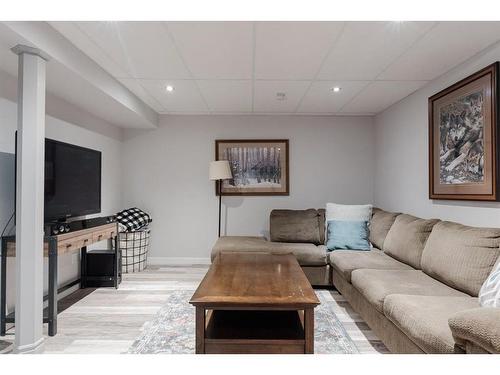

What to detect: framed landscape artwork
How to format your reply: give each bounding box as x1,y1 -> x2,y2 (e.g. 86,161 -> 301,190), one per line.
215,139 -> 289,196
429,63 -> 500,201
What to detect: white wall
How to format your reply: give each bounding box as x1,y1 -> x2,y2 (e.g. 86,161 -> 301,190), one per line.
374,42 -> 500,227
0,97 -> 123,313
122,115 -> 375,261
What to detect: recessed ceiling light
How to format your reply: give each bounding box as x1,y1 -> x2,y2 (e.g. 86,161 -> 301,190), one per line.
331,87 -> 341,93
166,85 -> 174,92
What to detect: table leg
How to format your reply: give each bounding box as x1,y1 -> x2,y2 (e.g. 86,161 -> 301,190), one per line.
195,306 -> 205,354
304,308 -> 314,354
80,246 -> 87,289
0,238 -> 6,336
113,234 -> 119,289
48,238 -> 58,336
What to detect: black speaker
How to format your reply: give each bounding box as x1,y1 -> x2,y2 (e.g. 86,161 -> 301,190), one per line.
44,222 -> 71,236
84,250 -> 121,288
44,215 -> 116,236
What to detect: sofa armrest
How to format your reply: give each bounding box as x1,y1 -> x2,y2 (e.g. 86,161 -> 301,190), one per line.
448,308 -> 500,354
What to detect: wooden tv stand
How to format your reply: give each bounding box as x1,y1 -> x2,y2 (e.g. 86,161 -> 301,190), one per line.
0,222 -> 118,337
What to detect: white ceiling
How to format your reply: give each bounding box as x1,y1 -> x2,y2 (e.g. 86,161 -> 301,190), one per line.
47,21 -> 500,116
1,21 -> 500,126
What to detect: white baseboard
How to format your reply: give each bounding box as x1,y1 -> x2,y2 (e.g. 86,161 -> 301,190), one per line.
13,336 -> 44,353
148,257 -> 211,266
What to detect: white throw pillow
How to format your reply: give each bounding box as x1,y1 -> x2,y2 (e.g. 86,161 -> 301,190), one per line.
325,203 -> 373,223
479,259 -> 500,308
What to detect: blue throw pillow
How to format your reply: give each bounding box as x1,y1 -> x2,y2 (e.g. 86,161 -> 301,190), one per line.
326,220 -> 371,251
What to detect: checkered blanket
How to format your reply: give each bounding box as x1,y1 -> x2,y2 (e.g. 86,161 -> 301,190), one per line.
116,207 -> 152,232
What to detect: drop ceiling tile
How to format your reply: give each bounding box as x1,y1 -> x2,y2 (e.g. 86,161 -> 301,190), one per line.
196,80 -> 252,112
74,21 -> 191,79
138,79 -> 208,113
253,80 -> 310,113
297,81 -> 369,113
255,22 -> 345,80
167,22 -> 253,79
18,21 -> 500,118
380,22 -> 500,80
118,78 -> 166,113
318,21 -> 435,80
341,81 -> 427,113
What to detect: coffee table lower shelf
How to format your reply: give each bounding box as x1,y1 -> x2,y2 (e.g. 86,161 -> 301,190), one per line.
196,309 -> 314,354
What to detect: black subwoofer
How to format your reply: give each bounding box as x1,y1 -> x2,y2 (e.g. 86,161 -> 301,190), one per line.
84,250 -> 122,288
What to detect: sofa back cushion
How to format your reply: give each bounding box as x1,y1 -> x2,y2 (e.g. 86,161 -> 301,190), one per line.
383,214 -> 440,269
270,209 -> 322,245
421,221 -> 500,296
369,208 -> 400,250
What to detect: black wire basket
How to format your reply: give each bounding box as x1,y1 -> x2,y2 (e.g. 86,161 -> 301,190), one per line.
118,227 -> 150,273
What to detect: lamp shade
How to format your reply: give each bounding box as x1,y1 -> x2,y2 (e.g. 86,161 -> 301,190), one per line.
209,160 -> 232,180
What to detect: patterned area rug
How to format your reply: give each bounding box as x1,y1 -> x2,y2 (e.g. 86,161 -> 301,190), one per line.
0,340 -> 13,354
127,289 -> 359,354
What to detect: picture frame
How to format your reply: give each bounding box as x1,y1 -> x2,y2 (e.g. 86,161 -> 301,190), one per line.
215,139 -> 289,196
429,62 -> 500,201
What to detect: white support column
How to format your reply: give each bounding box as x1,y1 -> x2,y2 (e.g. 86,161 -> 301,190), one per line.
11,45 -> 49,353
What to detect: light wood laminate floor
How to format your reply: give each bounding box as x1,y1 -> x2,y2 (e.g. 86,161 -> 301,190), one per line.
1,265 -> 388,354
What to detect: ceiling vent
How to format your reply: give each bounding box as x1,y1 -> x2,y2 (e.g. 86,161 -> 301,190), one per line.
276,92 -> 287,101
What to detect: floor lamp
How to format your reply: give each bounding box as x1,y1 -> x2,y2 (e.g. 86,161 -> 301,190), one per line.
209,160 -> 232,237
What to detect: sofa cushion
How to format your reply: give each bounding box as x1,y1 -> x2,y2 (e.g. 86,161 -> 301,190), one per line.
329,249 -> 413,282
270,242 -> 327,266
369,208 -> 400,250
270,209 -> 322,245
384,295 -> 479,353
211,236 -> 268,260
211,236 -> 327,266
448,307 -> 500,354
383,214 -> 439,269
350,269 -> 468,313
421,221 -> 500,297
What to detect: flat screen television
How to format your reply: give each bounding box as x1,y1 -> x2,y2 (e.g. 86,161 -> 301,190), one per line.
15,134 -> 102,222
44,138 -> 101,221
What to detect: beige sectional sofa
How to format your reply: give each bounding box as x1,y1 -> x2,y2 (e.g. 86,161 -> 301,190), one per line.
212,209 -> 332,286
211,207 -> 500,354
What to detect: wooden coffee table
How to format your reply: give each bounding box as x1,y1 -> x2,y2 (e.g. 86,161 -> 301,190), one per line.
189,252 -> 320,354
